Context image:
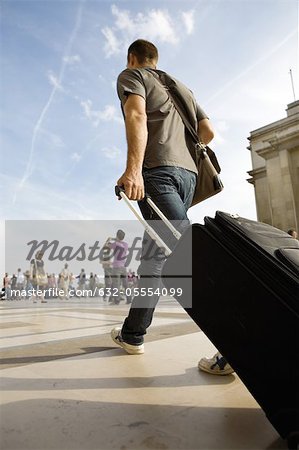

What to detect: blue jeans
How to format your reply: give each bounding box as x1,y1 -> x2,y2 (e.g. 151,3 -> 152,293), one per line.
121,166 -> 196,345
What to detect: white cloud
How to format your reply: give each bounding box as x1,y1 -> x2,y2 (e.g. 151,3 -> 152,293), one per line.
145,10 -> 178,44
47,71 -> 63,90
102,5 -> 195,57
81,99 -> 93,119
99,105 -> 118,121
101,146 -> 121,160
63,54 -> 81,64
111,4 -> 134,33
181,10 -> 195,35
102,26 -> 122,57
71,152 -> 82,162
80,99 -> 122,126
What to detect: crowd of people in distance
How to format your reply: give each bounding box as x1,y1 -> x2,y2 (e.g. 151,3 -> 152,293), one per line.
1,229 -> 140,304
1,265 -> 138,303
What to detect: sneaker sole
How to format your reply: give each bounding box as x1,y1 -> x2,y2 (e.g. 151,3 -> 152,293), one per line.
111,331 -> 144,355
198,364 -> 234,376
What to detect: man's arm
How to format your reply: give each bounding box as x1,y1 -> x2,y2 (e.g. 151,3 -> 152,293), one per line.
117,94 -> 148,201
197,118 -> 214,145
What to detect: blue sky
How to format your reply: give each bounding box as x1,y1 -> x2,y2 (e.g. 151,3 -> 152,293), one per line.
1,0 -> 298,273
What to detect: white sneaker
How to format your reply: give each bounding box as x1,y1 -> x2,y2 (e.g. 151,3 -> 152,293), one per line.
111,327 -> 144,355
198,351 -> 234,375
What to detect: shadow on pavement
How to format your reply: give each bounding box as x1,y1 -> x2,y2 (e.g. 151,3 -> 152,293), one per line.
1,398 -> 287,450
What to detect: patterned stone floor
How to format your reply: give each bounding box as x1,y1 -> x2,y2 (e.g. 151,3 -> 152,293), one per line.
0,297 -> 287,450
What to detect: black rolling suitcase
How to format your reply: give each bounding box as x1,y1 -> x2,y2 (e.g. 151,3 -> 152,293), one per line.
115,187 -> 299,449
162,211 -> 299,449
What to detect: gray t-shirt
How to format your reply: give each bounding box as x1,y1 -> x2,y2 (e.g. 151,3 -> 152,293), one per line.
117,68 -> 208,174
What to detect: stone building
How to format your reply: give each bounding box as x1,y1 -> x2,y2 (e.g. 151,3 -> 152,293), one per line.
247,100 -> 299,232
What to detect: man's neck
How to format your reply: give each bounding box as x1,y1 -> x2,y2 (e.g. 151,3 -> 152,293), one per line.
139,65 -> 156,69
129,63 -> 156,70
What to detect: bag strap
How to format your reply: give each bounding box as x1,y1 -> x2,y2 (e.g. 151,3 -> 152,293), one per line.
146,69 -> 221,173
146,69 -> 203,148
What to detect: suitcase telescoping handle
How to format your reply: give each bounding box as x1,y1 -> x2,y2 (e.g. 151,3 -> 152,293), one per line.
115,186 -> 182,257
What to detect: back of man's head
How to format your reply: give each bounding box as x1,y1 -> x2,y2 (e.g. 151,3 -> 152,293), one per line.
127,39 -> 158,65
116,229 -> 125,241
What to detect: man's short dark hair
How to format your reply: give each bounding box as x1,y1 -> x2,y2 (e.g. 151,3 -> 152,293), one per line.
116,229 -> 125,240
127,39 -> 158,64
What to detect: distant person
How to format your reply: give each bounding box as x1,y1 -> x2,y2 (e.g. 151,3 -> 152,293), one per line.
69,273 -> 75,291
93,274 -> 100,297
287,228 -> 298,239
10,274 -> 17,300
16,268 -> 25,291
10,274 -> 17,291
105,229 -> 129,305
126,269 -> 137,304
30,251 -> 48,304
89,272 -> 95,292
3,273 -> 10,289
3,273 -> 10,299
24,270 -> 33,299
48,273 -> 57,297
76,269 -> 86,292
59,263 -> 70,299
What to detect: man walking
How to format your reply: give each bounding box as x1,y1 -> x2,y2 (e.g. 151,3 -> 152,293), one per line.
110,39 -> 233,375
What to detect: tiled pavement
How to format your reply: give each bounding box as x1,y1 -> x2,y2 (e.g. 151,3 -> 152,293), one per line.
0,297 -> 287,450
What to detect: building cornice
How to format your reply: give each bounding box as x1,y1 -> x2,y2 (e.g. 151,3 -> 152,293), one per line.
248,114 -> 299,141
246,166 -> 267,185
257,133 -> 299,159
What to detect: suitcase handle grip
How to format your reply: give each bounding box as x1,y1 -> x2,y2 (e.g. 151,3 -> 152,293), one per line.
114,185 -> 181,241
114,185 -> 172,256
115,185 -> 152,203
115,185 -> 125,199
